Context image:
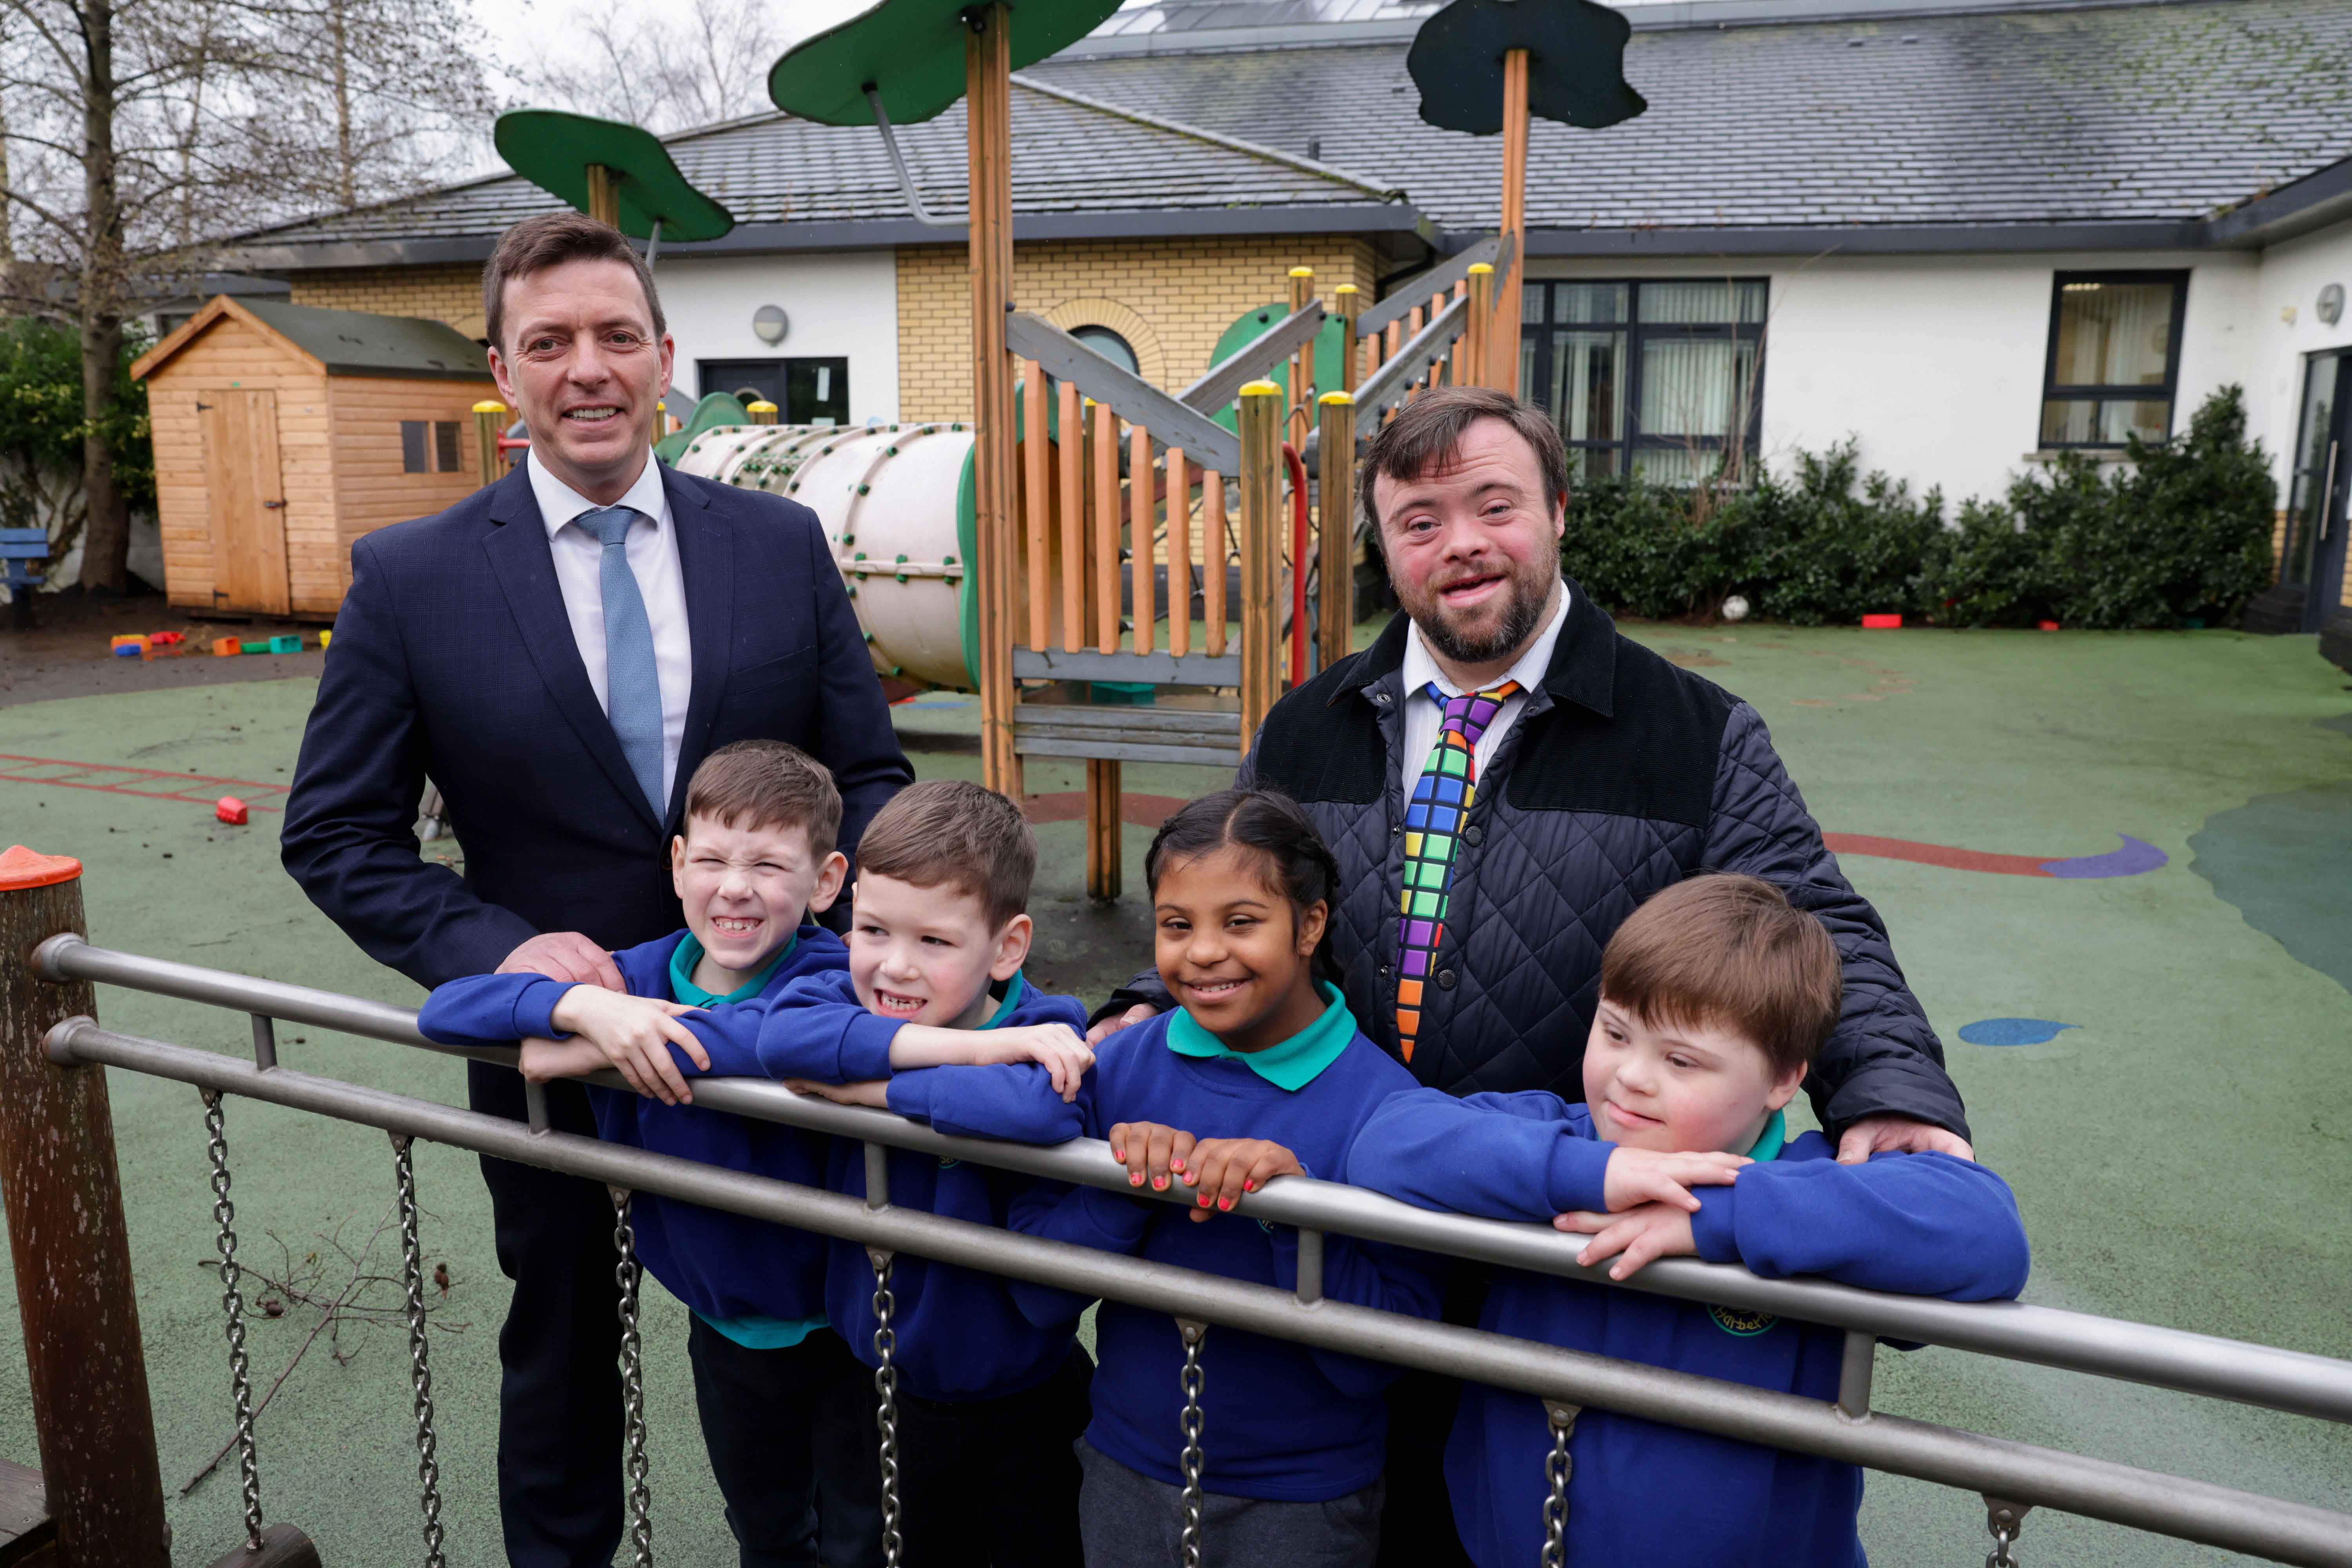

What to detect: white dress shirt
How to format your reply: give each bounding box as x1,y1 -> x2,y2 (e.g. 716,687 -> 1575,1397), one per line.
1399,584 -> 1571,795
528,452 -> 693,810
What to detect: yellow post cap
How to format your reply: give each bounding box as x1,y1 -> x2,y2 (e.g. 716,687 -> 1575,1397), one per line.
1334,283 -> 1360,295
472,400 -> 507,414
1288,267 -> 1315,278
1239,380 -> 1283,397
746,400 -> 779,413
1319,391 -> 1355,405
1468,263 -> 1495,275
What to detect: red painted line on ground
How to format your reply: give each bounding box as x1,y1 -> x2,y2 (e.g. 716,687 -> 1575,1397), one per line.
0,754 -> 290,813
1822,833 -> 2053,877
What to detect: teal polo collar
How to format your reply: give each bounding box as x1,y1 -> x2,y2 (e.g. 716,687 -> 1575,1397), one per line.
1166,982 -> 1355,1091
669,931 -> 797,1007
1747,1107 -> 1787,1162
979,973 -> 1029,1029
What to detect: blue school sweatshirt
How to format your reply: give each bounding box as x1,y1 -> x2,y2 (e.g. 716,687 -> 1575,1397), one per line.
1346,1088 -> 2032,1568
882,990 -> 1446,1502
415,926 -> 849,1342
663,968 -> 1092,1403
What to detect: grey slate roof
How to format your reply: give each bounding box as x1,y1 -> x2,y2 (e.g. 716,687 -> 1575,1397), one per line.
234,298 -> 489,379
240,80 -> 1408,255
1028,0 -> 2352,238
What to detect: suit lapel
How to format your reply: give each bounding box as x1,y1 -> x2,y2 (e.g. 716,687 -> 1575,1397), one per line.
666,465 -> 731,828
483,461 -> 664,832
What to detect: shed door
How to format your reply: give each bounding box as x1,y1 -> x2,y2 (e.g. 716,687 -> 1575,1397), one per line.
201,389 -> 289,615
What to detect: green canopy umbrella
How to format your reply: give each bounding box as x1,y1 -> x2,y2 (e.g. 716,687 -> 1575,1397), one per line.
494,110 -> 735,263
768,0 -> 1120,127
1405,0 -> 1645,387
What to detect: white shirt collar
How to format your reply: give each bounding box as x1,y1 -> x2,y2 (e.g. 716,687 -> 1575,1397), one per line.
528,449 -> 668,540
1402,580 -> 1572,702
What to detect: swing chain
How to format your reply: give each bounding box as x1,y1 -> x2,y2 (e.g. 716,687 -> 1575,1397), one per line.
390,1135 -> 447,1568
612,1187 -> 653,1568
869,1248 -> 904,1568
200,1088 -> 265,1552
1177,1318 -> 1209,1568
1983,1497 -> 2032,1568
1539,1401 -> 1580,1568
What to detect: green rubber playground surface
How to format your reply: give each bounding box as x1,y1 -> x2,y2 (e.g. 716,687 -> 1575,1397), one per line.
1,623 -> 2348,1565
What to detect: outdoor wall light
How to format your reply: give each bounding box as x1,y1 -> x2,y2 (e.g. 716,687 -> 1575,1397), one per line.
754,305 -> 790,345
2320,283 -> 2345,327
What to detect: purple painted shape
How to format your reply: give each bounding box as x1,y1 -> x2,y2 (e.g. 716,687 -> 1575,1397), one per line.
2041,834 -> 2168,880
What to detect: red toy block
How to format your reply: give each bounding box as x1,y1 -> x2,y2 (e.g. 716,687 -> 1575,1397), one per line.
212,635 -> 242,657
2038,620 -> 2061,632
215,796 -> 250,826
149,630 -> 185,646
1860,613 -> 1903,630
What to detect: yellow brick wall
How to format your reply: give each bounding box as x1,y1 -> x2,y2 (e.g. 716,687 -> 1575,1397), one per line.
895,236 -> 1379,421
287,265 -> 485,341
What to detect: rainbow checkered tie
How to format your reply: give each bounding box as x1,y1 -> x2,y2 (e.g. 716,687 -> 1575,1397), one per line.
1396,680 -> 1521,1063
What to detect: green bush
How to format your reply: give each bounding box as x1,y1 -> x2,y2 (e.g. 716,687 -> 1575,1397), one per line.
1560,386 -> 2278,631
0,316 -> 153,567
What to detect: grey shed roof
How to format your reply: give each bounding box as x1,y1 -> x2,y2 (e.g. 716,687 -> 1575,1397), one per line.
136,297 -> 492,380
233,80 -> 1417,268
1027,0 -> 2352,248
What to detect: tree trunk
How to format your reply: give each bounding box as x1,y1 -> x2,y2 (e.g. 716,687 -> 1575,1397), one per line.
332,0 -> 354,209
78,0 -> 130,593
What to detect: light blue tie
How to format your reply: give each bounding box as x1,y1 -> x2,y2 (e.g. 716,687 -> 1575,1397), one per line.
575,506 -> 666,818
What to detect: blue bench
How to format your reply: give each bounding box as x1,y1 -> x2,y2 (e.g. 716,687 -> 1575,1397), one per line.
2,526 -> 47,629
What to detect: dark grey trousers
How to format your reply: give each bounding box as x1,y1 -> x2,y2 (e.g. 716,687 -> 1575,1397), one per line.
1075,1438 -> 1383,1568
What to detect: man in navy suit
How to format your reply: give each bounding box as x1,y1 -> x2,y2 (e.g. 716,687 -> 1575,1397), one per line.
283,212 -> 911,1566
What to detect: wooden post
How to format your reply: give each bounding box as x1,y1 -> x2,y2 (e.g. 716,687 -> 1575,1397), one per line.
1085,758 -> 1121,901
1496,46 -> 1531,394
585,163 -> 620,226
1287,266 -> 1316,445
1236,382 -> 1284,747
1129,424 -> 1154,655
0,848 -> 171,1568
1022,360 -> 1052,651
1057,381 -> 1085,653
1316,391 -> 1357,674
1334,283 -> 1363,394
1165,446 -> 1190,658
966,3 -> 1020,797
1202,468 -> 1227,658
746,400 -> 778,426
1465,263 -> 1494,400
474,399 -> 506,488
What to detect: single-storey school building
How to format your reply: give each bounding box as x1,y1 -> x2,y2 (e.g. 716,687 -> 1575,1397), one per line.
223,0 -> 2352,632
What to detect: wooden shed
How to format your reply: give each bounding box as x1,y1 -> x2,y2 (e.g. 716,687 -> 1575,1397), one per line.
132,297 -> 502,618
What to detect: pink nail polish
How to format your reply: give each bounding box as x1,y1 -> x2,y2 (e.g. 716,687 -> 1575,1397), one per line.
1154,1176 -> 1167,1190
1199,1195 -> 1212,1207
1218,1197 -> 1233,1211
1130,1172 -> 1142,1186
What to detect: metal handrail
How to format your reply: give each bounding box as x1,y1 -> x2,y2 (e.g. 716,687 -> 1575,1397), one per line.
39,1013 -> 2352,1568
35,935 -> 2352,1427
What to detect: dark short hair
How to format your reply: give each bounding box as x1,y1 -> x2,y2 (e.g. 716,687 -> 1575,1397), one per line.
1145,788 -> 1343,985
482,211 -> 665,353
854,780 -> 1035,931
1358,385 -> 1570,536
683,740 -> 842,857
1599,874 -> 1842,1079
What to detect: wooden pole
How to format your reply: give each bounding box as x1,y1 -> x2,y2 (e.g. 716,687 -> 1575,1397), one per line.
0,848 -> 171,1568
1316,391 -> 1357,674
1286,266 -> 1316,445
585,163 -> 620,227
1237,381 -> 1283,746
1022,360 -> 1052,650
1334,283 -> 1363,394
1093,405 -> 1121,656
1085,758 -> 1121,901
1465,263 -> 1495,402
1496,47 -> 1531,395
1058,381 -> 1085,653
967,4 -> 1019,796
1130,424 -> 1155,655
473,399 -> 506,488
1202,468 -> 1227,658
1165,446 -> 1190,658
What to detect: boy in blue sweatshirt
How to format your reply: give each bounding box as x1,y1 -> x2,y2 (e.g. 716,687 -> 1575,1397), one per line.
802,789 -> 1445,1568
517,779 -> 1100,1568
417,739 -> 883,1568
1345,873 -> 2032,1568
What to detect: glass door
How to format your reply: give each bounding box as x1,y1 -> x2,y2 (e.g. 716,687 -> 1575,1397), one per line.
2283,353 -> 2352,633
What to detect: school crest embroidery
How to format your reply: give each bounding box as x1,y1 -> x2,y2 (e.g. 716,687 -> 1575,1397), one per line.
1708,1302 -> 1779,1337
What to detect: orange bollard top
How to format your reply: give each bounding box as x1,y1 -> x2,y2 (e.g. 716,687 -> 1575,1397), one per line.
0,845 -> 83,889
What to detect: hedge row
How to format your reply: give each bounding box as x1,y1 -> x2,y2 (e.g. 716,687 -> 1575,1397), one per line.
1558,386 -> 2278,630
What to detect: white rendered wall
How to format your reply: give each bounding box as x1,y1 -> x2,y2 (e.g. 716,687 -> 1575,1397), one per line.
1527,250 -> 2261,512
2248,218 -> 2352,496
653,250 -> 900,425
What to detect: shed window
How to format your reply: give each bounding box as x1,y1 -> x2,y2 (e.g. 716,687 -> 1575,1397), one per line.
400,421 -> 428,473
435,421 -> 461,472
1520,279 -> 1767,485
2039,272 -> 2187,449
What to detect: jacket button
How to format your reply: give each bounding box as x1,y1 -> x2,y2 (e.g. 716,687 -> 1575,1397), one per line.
1463,824 -> 1482,846
1379,964 -> 1393,978
1436,969 -> 1456,990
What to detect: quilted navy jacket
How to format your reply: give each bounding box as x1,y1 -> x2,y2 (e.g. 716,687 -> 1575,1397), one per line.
1108,589 -> 1967,1139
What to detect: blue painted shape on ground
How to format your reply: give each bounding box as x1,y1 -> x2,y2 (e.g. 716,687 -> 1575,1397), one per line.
1959,1018 -> 2078,1046
2041,833 -> 2168,879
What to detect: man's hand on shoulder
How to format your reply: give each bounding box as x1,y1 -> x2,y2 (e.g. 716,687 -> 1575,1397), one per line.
1835,1114 -> 1975,1165
1087,1003 -> 1156,1046
499,931 -> 627,992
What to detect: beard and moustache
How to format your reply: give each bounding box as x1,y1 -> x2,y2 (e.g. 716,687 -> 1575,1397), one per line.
1396,550 -> 1559,667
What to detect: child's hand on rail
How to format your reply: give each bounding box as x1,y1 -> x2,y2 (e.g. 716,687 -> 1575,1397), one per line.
546,987 -> 709,1105
518,1035 -> 605,1083
785,1078 -> 889,1109
1554,1202 -> 1698,1281
1108,1121 -> 1196,1193
1176,1138 -> 1305,1223
1601,1146 -> 1747,1214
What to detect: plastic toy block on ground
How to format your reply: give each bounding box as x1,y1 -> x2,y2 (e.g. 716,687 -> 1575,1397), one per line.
214,796 -> 249,826
211,636 -> 241,657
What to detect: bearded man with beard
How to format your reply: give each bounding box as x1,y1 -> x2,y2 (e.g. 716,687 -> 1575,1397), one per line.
1090,385 -> 1971,1566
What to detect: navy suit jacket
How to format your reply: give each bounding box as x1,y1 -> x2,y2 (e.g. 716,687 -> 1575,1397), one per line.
282,456 -> 914,990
